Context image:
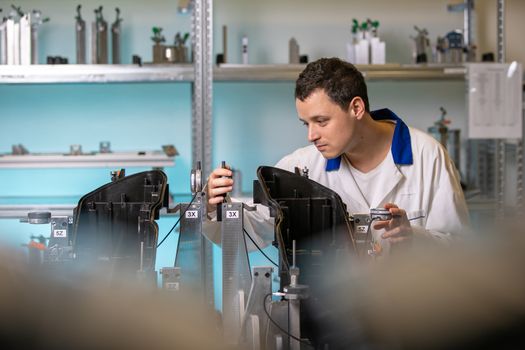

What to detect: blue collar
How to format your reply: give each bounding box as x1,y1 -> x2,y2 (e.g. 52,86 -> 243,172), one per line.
325,108 -> 413,171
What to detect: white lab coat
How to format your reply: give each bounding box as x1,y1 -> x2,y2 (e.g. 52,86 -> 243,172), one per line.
243,126 -> 469,248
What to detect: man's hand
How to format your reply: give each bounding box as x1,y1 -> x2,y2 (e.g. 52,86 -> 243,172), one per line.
207,166 -> 233,212
372,203 -> 413,245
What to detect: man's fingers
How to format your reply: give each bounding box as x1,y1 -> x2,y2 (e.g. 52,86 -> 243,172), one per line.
381,226 -> 403,239
372,220 -> 389,230
210,168 -> 232,179
389,207 -> 407,217
211,177 -> 234,188
208,196 -> 225,205
383,203 -> 398,209
210,186 -> 233,197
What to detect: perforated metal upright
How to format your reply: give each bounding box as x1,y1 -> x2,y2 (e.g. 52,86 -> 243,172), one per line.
190,0 -> 214,308
192,0 -> 213,177
494,0 -> 523,213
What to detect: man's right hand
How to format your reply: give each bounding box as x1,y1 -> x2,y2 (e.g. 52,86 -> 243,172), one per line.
207,166 -> 234,212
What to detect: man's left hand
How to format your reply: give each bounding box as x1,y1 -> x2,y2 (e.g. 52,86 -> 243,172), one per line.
372,203 -> 413,244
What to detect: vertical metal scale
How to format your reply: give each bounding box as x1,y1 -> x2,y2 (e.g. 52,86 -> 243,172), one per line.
518,135 -> 523,210
174,200 -> 207,296
496,0 -> 506,216
192,0 -> 213,177
221,202 -> 252,344
191,0 -> 214,309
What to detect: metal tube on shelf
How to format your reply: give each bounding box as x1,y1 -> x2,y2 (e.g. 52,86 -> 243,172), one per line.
75,5 -> 86,64
92,6 -> 108,64
0,14 -> 7,65
111,8 -> 122,64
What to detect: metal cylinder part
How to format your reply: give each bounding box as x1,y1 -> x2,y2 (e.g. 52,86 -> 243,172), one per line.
370,208 -> 393,221
28,211 -> 51,224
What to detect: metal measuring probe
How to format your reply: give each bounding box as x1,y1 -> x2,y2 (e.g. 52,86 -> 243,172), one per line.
370,207 -> 393,221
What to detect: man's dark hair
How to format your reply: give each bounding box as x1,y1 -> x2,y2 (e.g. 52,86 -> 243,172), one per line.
295,57 -> 370,112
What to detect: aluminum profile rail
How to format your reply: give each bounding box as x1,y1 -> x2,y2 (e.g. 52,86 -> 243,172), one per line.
0,152 -> 175,168
0,64 -> 467,84
0,64 -> 194,84
0,204 -> 75,219
214,64 -> 467,82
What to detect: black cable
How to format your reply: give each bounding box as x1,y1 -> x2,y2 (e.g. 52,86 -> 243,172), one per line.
243,227 -> 279,268
263,293 -> 314,348
157,190 -> 200,248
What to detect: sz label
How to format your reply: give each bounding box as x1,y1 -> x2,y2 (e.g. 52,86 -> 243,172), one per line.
53,229 -> 67,238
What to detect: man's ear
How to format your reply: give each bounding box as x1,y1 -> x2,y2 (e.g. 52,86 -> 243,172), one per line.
349,97 -> 366,120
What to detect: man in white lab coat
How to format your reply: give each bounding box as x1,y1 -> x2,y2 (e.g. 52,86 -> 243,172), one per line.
207,57 -> 469,252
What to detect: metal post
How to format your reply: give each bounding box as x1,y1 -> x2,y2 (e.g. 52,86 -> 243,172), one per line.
221,202 -> 252,344
497,0 -> 505,63
174,198 -> 214,308
496,0 -> 506,216
192,0 -> 213,178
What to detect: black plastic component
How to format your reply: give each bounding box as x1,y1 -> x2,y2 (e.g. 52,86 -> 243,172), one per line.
482,52 -> 495,62
46,56 -> 69,64
216,53 -> 224,65
255,166 -> 356,286
132,54 -> 142,66
255,166 -> 357,347
71,170 -> 168,279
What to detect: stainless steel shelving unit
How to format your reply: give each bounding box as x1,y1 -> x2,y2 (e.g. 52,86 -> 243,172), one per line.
0,151 -> 175,168
0,64 -> 194,84
214,64 -> 467,82
0,63 -> 467,84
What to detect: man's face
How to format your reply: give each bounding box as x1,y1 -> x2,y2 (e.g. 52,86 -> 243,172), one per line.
296,89 -> 358,159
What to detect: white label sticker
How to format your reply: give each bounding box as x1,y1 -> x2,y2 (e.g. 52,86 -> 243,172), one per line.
185,210 -> 199,219
356,226 -> 368,234
226,210 -> 239,219
53,229 -> 67,238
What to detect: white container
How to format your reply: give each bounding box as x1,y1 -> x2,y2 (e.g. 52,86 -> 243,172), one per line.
370,37 -> 385,64
354,40 -> 369,64
20,14 -> 31,65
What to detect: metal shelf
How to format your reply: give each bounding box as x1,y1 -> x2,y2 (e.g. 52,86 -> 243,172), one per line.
214,63 -> 467,82
0,64 -> 194,84
0,63 -> 467,84
0,151 -> 175,168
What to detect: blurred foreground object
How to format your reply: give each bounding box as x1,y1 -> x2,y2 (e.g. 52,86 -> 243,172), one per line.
317,220 -> 525,349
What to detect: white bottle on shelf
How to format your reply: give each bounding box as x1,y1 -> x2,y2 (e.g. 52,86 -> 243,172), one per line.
370,37 -> 385,64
